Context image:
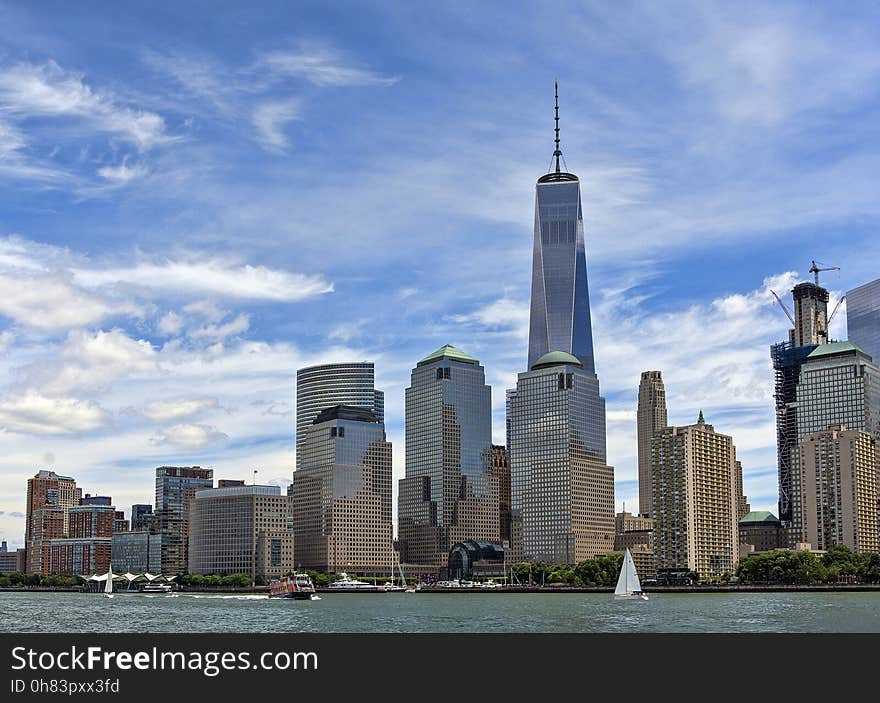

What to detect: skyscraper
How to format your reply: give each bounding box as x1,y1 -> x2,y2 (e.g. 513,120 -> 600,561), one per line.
527,83 -> 596,373
651,414 -> 740,581
789,341 -> 880,544
398,345 -> 499,566
154,466 -> 213,575
295,362 -> 384,470
797,425 -> 878,553
509,351 -> 614,564
847,278 -> 880,364
291,405 -> 393,574
637,371 -> 667,517
25,470 -> 80,575
771,280 -> 830,528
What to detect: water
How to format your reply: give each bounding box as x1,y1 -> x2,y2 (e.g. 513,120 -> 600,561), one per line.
2,591 -> 880,632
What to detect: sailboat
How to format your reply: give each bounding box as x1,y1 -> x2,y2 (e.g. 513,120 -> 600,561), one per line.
103,564 -> 115,599
614,549 -> 648,601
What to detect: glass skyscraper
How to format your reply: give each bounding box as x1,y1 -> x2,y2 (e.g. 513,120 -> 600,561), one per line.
527,85 -> 595,373
847,278 -> 880,365
509,352 -> 613,564
295,362 -> 384,470
398,345 -> 499,566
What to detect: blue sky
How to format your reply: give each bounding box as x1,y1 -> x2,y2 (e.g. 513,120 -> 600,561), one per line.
2,1 -> 880,547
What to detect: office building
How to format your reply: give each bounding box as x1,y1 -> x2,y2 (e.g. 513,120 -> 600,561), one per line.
0,543 -> 26,573
651,414 -> 740,581
847,278 -> 880,364
509,351 -> 614,564
789,342 -> 880,542
113,511 -> 129,534
154,466 -> 213,575
797,426 -> 879,553
489,445 -> 512,545
292,405 -> 393,574
131,504 -> 155,531
188,484 -> 293,579
637,371 -> 667,517
398,345 -> 499,566
296,362 -> 384,470
771,281 -> 830,529
25,470 -> 80,575
527,83 -> 597,375
738,512 -> 787,557
111,530 -> 162,574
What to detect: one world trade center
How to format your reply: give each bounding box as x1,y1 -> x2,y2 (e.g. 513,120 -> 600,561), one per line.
527,83 -> 596,374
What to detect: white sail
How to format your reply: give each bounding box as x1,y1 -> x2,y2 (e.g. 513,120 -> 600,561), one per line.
104,565 -> 114,594
615,549 -> 642,596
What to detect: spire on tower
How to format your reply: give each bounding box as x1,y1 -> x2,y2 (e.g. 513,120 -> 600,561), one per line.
553,80 -> 562,173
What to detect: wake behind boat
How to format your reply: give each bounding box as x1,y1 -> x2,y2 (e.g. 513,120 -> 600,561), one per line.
614,548 -> 648,601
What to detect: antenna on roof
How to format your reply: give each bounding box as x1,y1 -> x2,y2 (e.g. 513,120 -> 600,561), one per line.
553,80 -> 562,174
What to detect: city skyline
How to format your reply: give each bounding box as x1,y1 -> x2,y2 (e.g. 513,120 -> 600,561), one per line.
5,2 -> 880,547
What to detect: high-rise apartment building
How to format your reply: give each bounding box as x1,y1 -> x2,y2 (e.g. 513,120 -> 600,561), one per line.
398,345 -> 499,566
48,503 -> 114,576
188,484 -> 293,579
509,351 -> 614,564
25,470 -> 80,575
292,405 -> 393,574
771,280 -> 830,528
652,415 -> 740,581
637,371 -> 667,517
154,466 -> 213,575
296,362 -> 384,470
846,278 -> 880,369
797,426 -> 879,553
527,84 -> 596,375
131,504 -> 155,531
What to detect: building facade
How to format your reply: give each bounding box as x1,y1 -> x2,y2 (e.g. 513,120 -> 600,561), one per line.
188,484 -> 293,579
398,345 -> 499,566
25,470 -> 80,575
847,278 -> 880,364
509,351 -> 614,564
0,542 -> 27,573
292,405 -> 393,574
111,530 -> 162,574
155,466 -> 214,575
296,362 -> 384,471
651,415 -> 740,581
797,426 -> 879,553
527,85 -> 596,375
131,504 -> 155,531
47,503 -> 115,576
790,342 -> 880,543
489,445 -> 512,545
637,371 -> 667,517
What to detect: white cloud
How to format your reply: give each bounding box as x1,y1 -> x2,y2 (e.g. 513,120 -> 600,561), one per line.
0,392 -> 109,435
143,397 -> 219,421
261,45 -> 399,87
252,98 -> 302,152
72,259 -> 333,302
157,311 -> 183,336
149,423 -> 228,449
188,313 -> 250,341
98,161 -> 148,184
0,60 -> 172,150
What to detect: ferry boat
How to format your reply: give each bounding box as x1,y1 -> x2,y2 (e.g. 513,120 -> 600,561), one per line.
269,573 -> 318,600
141,582 -> 173,593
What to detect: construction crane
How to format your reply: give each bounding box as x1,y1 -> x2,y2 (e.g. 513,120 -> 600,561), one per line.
809,260 -> 840,286
770,289 -> 796,328
820,294 -> 847,343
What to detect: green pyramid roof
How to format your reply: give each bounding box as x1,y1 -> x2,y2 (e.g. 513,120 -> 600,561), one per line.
807,341 -> 868,360
739,510 -> 780,525
417,344 -> 478,367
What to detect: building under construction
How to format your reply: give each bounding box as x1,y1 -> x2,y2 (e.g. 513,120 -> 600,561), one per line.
769,263 -> 842,539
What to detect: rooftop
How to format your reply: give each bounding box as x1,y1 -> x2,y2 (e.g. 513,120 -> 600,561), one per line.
806,341 -> 869,361
531,350 -> 583,370
739,510 -> 780,525
313,404 -> 380,425
417,344 -> 479,367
